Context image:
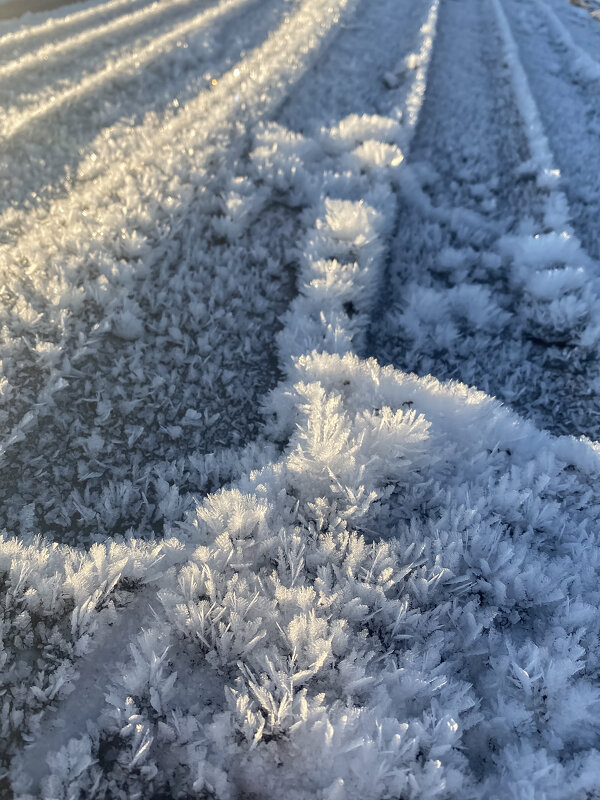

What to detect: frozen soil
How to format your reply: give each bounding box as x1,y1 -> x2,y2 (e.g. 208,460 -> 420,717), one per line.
4,0 -> 600,798
368,0 -> 600,439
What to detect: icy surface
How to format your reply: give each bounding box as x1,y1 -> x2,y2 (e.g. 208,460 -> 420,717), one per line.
2,0 -> 600,797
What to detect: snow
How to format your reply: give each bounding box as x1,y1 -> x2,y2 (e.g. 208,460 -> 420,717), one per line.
0,0 -> 141,35
533,0 -> 600,81
2,0 -> 600,796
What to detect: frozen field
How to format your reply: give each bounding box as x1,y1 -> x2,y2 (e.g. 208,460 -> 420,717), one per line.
2,0 -> 600,796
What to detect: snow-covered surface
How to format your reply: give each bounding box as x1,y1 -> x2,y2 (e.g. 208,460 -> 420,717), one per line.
2,0 -> 600,797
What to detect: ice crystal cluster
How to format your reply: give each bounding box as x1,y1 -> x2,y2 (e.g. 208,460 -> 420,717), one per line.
2,0 -> 600,797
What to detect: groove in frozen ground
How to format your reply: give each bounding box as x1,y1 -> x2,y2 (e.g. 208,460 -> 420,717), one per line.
368,0 -> 600,438
0,0 -> 253,142
534,0 -> 600,78
0,0 -> 323,441
0,0 -> 218,88
252,0 -> 438,369
277,0 -> 432,135
0,0 -> 358,549
502,0 -> 600,261
0,0 -> 145,58
0,0 -> 291,215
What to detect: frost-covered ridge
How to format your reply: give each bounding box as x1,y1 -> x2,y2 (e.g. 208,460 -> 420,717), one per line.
3,0 -> 600,797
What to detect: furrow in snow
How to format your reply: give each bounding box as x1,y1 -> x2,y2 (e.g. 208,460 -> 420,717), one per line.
277,0 -> 434,135
0,0 -> 145,59
501,0 -> 600,261
534,0 -> 600,78
262,0 -> 438,367
1,0 -> 440,791
14,588 -> 163,792
0,0 -> 252,141
0,0 -> 217,85
367,0 -> 600,439
491,0 -> 564,194
0,0 -> 357,549
0,0 -> 282,218
0,535 -> 179,789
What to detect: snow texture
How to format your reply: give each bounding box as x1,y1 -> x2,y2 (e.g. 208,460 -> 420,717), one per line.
2,0 -> 600,797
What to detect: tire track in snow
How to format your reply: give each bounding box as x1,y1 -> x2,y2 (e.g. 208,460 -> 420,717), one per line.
0,0 -> 145,60
0,0 -> 281,218
0,0 -> 289,451
0,0 -> 358,547
13,583 -> 227,797
255,0 -> 437,366
502,0 -> 600,263
2,1 -> 441,793
277,0 -> 433,134
13,588 -> 160,792
368,0 -> 600,439
0,0 -> 252,142
0,0 -> 217,86
532,0 -> 600,79
534,0 -> 600,77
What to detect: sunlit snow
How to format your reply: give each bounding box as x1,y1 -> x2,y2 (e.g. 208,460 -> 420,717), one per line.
2,0 -> 600,797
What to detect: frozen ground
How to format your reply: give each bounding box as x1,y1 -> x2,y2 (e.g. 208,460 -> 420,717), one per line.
0,0 -> 85,21
2,0 -> 600,797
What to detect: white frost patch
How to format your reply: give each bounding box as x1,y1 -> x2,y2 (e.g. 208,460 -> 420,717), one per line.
253,0 -> 439,371
532,0 -> 600,82
5,0 -> 600,796
492,0 -> 600,349
0,0 -> 203,82
492,0 -> 563,193
26,350 -> 600,798
2,0 -> 252,142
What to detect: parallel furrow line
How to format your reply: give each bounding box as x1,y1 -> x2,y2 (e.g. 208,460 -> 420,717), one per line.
0,0 -> 215,82
0,0 -> 144,55
1,0 -> 250,141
